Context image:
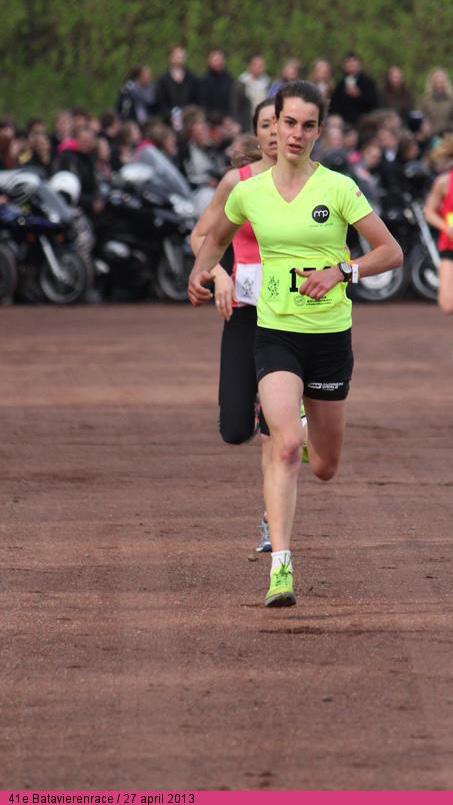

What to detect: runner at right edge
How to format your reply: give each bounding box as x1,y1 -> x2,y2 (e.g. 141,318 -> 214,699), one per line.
190,81 -> 403,607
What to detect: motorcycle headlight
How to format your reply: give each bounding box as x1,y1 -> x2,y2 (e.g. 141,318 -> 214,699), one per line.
169,194 -> 196,218
104,240 -> 130,259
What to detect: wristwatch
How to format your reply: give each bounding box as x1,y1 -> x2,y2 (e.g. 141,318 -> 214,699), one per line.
338,261 -> 360,283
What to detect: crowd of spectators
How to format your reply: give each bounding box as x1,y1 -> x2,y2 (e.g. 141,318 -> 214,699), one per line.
0,46 -> 452,222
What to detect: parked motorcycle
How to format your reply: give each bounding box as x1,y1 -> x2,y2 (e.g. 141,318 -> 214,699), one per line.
0,226 -> 17,304
350,160 -> 439,303
0,170 -> 89,304
94,147 -> 196,302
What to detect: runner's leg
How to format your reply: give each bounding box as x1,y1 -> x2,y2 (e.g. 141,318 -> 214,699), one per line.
303,398 -> 346,481
438,258 -> 453,315
219,307 -> 257,443
258,371 -> 303,553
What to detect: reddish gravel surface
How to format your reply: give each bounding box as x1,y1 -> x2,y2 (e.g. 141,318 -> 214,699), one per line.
1,302 -> 453,791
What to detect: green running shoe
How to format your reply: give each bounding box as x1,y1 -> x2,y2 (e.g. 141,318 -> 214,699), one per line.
265,563 -> 296,607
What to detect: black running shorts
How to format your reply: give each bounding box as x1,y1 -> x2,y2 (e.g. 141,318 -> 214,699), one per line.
254,327 -> 353,401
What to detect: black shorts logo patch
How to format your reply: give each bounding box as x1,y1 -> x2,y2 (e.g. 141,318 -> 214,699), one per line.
312,204 -> 330,223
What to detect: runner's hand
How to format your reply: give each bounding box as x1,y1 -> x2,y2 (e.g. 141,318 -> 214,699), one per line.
213,268 -> 235,321
188,268 -> 214,306
295,266 -> 343,300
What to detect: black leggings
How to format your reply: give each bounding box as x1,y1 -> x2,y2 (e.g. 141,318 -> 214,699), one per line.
218,306 -> 260,444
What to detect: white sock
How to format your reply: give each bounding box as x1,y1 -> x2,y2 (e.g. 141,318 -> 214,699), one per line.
271,550 -> 292,575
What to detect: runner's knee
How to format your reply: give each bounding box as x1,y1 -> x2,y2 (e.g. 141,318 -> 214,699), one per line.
311,454 -> 339,482
274,433 -> 303,466
439,297 -> 453,316
220,420 -> 254,444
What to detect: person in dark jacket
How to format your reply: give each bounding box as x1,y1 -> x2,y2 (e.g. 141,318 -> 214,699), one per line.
116,65 -> 158,124
52,126 -> 102,216
199,49 -> 234,117
155,45 -> 199,127
330,52 -> 379,125
20,132 -> 52,178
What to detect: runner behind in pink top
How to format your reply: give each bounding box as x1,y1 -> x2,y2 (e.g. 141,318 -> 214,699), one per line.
231,164 -> 262,307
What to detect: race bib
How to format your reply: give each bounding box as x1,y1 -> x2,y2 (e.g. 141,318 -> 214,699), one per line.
262,263 -> 345,315
235,262 -> 262,306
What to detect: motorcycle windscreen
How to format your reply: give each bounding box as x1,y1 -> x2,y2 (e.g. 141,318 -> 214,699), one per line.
136,146 -> 191,198
34,183 -> 74,225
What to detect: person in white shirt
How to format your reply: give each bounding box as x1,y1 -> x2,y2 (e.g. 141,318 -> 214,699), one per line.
239,55 -> 271,117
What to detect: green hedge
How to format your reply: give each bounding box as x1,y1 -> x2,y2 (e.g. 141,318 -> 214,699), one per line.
0,0 -> 451,124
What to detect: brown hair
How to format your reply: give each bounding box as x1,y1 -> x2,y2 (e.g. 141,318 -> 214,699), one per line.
227,134 -> 261,168
275,80 -> 326,125
428,133 -> 453,164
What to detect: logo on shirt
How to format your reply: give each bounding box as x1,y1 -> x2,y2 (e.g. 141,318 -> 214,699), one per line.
267,275 -> 280,298
312,204 -> 330,223
239,277 -> 254,298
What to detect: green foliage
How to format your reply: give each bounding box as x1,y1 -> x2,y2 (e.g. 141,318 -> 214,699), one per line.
0,0 -> 452,124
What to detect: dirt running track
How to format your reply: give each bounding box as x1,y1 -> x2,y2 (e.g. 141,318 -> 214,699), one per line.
1,302 -> 453,791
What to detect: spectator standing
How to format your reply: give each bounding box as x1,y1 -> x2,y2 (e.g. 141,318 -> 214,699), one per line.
116,65 -> 158,124
421,68 -> 453,136
269,58 -> 300,96
351,140 -> 383,207
308,58 -> 334,105
110,122 -> 141,172
95,137 -> 112,182
99,111 -> 121,146
381,66 -> 414,123
375,125 -> 404,197
20,132 -> 52,177
330,52 -> 379,125
0,119 -> 18,169
148,122 -> 179,161
50,109 -> 73,158
26,118 -> 47,138
414,114 -> 436,158
178,106 -> 218,214
155,46 -> 199,127
238,55 -> 271,117
312,115 -> 344,161
53,126 -> 102,217
72,108 -> 91,129
199,49 -> 234,117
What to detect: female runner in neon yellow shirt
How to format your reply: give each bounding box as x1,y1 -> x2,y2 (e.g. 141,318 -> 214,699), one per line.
189,81 -> 402,607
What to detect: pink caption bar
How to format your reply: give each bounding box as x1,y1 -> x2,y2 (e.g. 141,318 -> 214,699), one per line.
0,793 -> 452,805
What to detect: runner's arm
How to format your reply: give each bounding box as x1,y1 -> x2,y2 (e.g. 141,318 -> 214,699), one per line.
190,169 -> 239,283
296,212 -> 403,300
188,211 -> 240,307
424,175 -> 451,236
350,211 -> 403,278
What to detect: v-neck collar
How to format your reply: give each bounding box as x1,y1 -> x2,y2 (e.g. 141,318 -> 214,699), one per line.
270,162 -> 321,204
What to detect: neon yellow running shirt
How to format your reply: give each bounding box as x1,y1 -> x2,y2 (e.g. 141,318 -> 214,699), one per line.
224,164 -> 372,333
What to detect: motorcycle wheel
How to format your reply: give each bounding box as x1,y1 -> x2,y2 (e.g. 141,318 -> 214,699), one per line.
155,238 -> 193,302
0,243 -> 17,304
353,263 -> 411,303
39,247 -> 88,304
409,243 -> 438,302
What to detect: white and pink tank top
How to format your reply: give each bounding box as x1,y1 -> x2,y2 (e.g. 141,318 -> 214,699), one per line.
231,164 -> 262,307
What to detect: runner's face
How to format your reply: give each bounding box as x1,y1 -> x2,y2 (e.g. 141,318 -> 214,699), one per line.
256,105 -> 277,159
276,98 -> 321,164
